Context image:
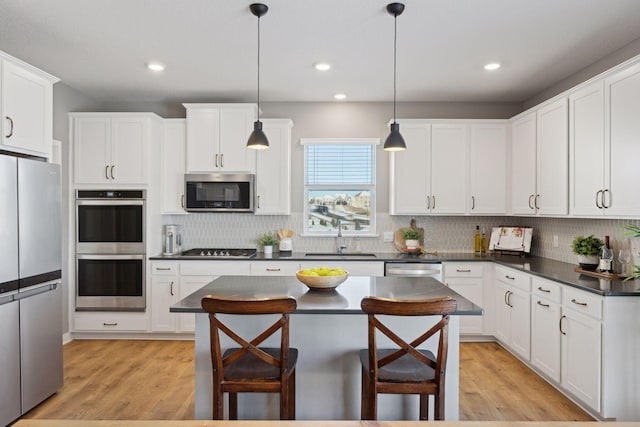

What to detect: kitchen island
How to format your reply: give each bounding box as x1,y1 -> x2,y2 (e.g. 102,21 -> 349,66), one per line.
171,275 -> 482,420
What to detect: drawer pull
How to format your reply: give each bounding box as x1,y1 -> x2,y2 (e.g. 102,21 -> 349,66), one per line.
456,269 -> 471,273
170,281 -> 174,296
505,275 -> 515,280
266,268 -> 281,272
571,298 -> 587,307
537,300 -> 550,308
155,267 -> 172,271
537,286 -> 551,293
103,322 -> 118,326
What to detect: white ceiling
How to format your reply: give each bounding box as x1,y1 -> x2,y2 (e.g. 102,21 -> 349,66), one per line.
1,0 -> 640,104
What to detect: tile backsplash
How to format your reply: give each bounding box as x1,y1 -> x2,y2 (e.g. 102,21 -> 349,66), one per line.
166,213 -> 640,266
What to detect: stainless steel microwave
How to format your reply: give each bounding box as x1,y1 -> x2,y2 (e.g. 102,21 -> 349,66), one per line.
184,173 -> 255,212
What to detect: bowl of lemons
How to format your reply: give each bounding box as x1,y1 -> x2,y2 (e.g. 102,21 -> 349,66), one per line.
296,267 -> 349,291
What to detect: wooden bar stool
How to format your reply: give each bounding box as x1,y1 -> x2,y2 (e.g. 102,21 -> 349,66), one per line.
359,296 -> 457,420
201,295 -> 298,420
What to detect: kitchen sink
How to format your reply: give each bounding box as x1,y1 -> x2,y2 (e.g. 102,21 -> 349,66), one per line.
304,252 -> 377,258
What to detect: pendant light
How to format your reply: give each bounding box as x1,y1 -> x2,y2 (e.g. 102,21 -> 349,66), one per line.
247,3 -> 270,149
383,2 -> 406,151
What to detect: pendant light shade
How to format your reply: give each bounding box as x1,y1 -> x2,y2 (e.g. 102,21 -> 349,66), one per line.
247,3 -> 269,149
384,2 -> 406,152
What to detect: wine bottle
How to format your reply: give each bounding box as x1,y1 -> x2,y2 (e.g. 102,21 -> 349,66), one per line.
480,227 -> 488,254
474,226 -> 481,254
599,235 -> 613,273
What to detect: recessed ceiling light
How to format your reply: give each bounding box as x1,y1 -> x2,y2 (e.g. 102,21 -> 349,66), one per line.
314,62 -> 331,71
147,62 -> 165,72
484,62 -> 501,71
334,93 -> 347,100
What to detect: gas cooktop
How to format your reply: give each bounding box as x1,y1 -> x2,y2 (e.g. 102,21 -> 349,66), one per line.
179,248 -> 257,259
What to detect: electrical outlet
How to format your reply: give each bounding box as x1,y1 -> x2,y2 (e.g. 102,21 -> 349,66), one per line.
383,231 -> 394,242
553,235 -> 559,248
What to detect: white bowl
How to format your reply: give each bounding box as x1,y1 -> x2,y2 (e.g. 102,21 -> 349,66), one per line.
295,270 -> 349,291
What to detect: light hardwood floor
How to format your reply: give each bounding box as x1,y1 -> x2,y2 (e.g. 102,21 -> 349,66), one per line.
22,340 -> 593,421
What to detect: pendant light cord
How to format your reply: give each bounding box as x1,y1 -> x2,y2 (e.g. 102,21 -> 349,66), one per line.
393,12 -> 397,123
257,14 -> 261,118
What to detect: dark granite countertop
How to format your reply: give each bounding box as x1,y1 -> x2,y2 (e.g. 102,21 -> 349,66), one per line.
170,275 -> 483,315
152,251 -> 640,297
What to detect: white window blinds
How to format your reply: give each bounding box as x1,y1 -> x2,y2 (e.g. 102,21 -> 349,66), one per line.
305,144 -> 374,185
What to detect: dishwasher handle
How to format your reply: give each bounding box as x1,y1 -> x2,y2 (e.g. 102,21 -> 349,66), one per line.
386,267 -> 441,276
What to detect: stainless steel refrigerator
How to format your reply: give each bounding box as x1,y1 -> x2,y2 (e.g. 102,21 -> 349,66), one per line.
0,153 -> 62,426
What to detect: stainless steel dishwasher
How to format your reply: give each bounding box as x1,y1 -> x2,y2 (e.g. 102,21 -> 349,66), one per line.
384,262 -> 443,283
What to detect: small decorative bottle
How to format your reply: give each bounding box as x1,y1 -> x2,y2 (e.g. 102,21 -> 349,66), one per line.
474,226 -> 482,254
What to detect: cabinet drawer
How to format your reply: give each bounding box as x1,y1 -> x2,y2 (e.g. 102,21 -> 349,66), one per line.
180,261 -> 251,276
563,287 -> 602,320
151,262 -> 179,275
74,313 -> 149,332
250,261 -> 300,276
495,265 -> 531,291
445,263 -> 484,278
532,277 -> 562,303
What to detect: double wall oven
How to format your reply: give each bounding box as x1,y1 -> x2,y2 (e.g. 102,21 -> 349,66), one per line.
75,190 -> 145,311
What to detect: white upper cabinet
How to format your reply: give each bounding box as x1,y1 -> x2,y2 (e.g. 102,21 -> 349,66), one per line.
161,119 -> 186,214
255,119 -> 293,215
510,99 -> 568,216
72,113 -> 160,185
604,61 -> 640,216
390,120 -> 468,215
510,112 -> 537,215
536,98 -> 569,215
1,52 -> 58,158
570,81 -> 606,216
468,123 -> 508,214
184,103 -> 257,173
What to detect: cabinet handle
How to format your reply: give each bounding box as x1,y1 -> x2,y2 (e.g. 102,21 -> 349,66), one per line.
105,165 -> 110,179
571,298 -> 587,307
504,290 -> 509,306
181,194 -> 185,208
215,154 -> 219,168
559,315 -> 566,335
432,196 -> 436,210
471,196 -> 475,210
534,194 -> 540,210
505,275 -> 515,280
456,269 -> 471,273
257,195 -> 260,209
528,194 -> 534,209
220,154 -> 224,167
537,286 -> 551,293
507,291 -> 513,307
603,189 -> 610,209
5,116 -> 14,138
155,267 -> 171,271
170,281 -> 174,296
266,268 -> 281,272
110,165 -> 115,180
103,322 -> 118,326
537,300 -> 550,308
595,190 -> 603,209
426,195 -> 431,209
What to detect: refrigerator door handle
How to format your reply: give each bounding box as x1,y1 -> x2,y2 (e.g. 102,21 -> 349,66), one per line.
17,281 -> 59,299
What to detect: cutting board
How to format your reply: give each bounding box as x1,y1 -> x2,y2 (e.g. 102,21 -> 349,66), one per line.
393,218 -> 425,253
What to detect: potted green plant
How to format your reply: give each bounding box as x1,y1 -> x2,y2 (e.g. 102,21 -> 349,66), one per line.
258,232 -> 278,256
402,228 -> 422,249
572,235 -> 603,271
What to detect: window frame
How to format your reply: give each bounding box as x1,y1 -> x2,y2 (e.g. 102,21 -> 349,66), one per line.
301,138 -> 379,237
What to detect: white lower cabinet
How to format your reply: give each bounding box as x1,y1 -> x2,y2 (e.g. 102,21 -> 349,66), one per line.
443,262 -> 485,334
177,276 -> 212,333
151,274 -> 179,332
561,287 -> 602,413
531,278 -> 562,383
494,266 -> 531,361
73,312 -> 149,332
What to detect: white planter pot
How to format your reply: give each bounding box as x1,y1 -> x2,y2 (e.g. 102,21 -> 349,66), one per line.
263,245 -> 273,256
405,239 -> 419,249
577,254 -> 599,271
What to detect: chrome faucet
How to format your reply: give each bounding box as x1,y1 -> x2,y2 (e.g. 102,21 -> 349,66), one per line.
336,219 -> 347,254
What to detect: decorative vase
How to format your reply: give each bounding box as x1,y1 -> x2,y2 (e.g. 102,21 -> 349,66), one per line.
577,255 -> 599,271
405,239 -> 419,250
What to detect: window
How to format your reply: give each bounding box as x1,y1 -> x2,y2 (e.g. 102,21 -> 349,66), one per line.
301,138 -> 378,236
